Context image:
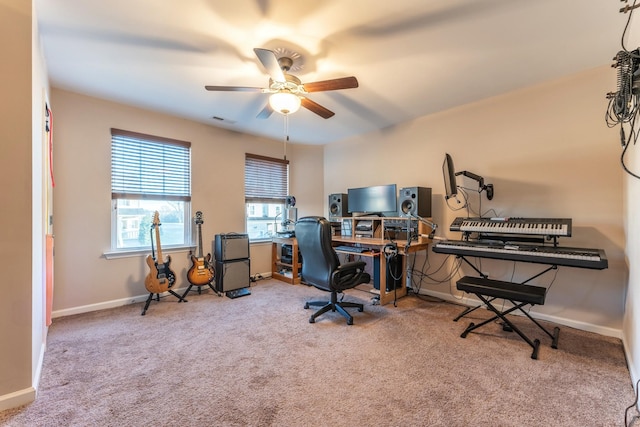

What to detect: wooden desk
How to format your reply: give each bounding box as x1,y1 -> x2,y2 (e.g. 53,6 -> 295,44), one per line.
332,235 -> 431,305
271,236 -> 301,284
271,217 -> 433,304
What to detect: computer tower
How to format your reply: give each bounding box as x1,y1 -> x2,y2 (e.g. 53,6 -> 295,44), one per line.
215,258 -> 250,293
372,254 -> 403,292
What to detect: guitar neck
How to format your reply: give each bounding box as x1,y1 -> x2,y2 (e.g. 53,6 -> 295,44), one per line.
155,223 -> 164,263
197,223 -> 204,258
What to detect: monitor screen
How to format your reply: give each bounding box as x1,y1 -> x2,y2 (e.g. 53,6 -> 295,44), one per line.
443,153 -> 458,200
347,184 -> 397,215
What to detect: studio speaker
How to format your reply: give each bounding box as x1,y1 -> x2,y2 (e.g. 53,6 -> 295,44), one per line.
328,193 -> 350,220
398,187 -> 432,218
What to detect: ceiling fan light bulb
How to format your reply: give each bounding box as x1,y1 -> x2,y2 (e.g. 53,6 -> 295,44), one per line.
269,92 -> 301,115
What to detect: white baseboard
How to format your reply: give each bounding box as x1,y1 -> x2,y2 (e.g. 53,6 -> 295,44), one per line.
52,287 -> 190,318
418,288 -> 623,339
2,326 -> 50,411
33,334 -> 46,393
624,340 -> 639,393
0,387 -> 36,412
51,273 -> 273,319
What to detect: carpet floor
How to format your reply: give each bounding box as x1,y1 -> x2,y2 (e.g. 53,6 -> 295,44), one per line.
0,279 -> 636,426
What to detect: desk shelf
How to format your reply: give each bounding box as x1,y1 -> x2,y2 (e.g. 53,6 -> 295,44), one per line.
271,236 -> 301,284
336,216 -> 433,245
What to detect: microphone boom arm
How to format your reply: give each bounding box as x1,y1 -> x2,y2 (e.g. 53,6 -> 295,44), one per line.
408,213 -> 438,240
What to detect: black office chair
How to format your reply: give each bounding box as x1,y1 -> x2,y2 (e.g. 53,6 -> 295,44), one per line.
295,216 -> 370,325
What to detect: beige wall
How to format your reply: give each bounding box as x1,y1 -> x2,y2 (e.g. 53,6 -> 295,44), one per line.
0,0 -> 33,403
623,108 -> 640,384
0,0 -> 49,410
49,89 -> 323,313
325,66 -> 625,336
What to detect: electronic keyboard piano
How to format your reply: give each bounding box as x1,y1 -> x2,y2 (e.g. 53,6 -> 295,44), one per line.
432,239 -> 608,270
450,217 -> 572,237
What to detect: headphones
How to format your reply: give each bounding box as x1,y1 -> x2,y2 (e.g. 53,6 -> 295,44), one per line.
383,242 -> 398,259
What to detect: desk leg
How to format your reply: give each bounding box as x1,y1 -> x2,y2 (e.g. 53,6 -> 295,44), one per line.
272,242 -> 278,278
291,242 -> 300,284
378,254 -> 407,306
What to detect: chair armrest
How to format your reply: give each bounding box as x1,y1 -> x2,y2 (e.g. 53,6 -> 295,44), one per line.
331,261 -> 368,291
337,261 -> 367,271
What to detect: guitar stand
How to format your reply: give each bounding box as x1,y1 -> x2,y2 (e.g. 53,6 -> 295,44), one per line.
141,290 -> 187,316
181,282 -> 218,299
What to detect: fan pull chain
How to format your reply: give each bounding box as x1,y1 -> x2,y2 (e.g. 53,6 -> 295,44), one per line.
283,114 -> 290,160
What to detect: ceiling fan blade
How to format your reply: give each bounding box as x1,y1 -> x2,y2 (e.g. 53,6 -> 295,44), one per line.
205,85 -> 265,92
253,48 -> 285,83
301,97 -> 335,119
256,103 -> 274,119
302,76 -> 359,93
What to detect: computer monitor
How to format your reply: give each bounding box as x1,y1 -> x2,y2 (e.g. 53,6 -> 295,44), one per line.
443,153 -> 458,200
442,153 -> 494,201
347,184 -> 397,216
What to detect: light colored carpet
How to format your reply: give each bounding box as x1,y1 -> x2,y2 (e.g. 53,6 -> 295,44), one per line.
0,279 -> 635,426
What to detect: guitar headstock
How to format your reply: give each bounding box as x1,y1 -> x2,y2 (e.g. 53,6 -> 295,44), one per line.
195,211 -> 204,225
152,211 -> 161,228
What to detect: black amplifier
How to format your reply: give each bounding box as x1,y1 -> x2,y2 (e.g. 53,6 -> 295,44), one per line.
215,258 -> 250,293
214,233 -> 249,261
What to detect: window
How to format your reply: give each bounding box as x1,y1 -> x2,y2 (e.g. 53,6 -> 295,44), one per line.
111,128 -> 191,251
245,153 -> 289,241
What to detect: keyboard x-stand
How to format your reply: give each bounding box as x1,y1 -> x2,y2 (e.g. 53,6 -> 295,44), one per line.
432,217 -> 608,357
436,217 -> 607,316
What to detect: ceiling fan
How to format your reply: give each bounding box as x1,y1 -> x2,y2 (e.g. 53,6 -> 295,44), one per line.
205,48 -> 358,119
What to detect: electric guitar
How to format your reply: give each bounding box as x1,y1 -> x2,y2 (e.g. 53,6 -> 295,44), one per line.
144,211 -> 176,294
187,211 -> 215,286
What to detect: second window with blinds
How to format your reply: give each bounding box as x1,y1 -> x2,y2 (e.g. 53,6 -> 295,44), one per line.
245,153 -> 289,241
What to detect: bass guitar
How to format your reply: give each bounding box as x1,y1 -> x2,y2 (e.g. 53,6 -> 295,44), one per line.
144,211 -> 176,294
187,211 -> 215,286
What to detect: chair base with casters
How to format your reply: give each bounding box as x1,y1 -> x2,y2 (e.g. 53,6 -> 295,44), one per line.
304,290 -> 364,325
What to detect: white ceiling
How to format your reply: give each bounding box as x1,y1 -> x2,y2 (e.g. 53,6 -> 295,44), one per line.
35,0 -> 632,145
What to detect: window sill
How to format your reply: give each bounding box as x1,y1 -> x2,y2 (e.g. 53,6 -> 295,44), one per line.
250,239 -> 274,245
103,245 -> 195,260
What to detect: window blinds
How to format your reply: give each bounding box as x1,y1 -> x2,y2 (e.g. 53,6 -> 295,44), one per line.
245,153 -> 289,203
111,128 -> 191,201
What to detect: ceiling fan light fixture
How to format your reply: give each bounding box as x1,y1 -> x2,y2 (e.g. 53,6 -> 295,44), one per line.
269,91 -> 301,115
